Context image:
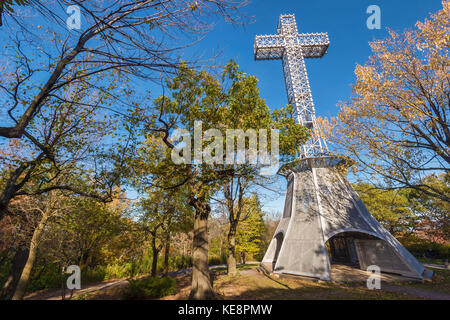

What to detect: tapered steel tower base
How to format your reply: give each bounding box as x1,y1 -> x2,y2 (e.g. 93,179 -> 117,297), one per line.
261,158 -> 430,280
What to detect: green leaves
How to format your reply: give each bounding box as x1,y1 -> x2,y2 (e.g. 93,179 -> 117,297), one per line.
235,195 -> 266,258
129,61 -> 311,226
354,183 -> 418,234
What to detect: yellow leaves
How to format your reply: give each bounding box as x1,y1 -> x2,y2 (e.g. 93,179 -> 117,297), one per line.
316,116 -> 338,141
415,1 -> 450,51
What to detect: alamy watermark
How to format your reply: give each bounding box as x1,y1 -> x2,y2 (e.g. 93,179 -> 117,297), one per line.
366,265 -> 381,289
366,5 -> 381,30
66,5 -> 81,30
170,121 -> 280,175
66,265 -> 81,290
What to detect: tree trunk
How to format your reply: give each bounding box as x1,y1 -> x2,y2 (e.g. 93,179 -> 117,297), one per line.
12,214 -> 48,300
151,237 -> 159,277
0,247 -> 29,300
227,222 -> 237,276
163,232 -> 170,276
189,202 -> 214,300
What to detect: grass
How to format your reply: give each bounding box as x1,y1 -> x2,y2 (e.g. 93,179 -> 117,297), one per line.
417,257 -> 448,265
397,267 -> 450,295
121,276 -> 176,299
211,270 -> 419,300
211,263 -> 259,273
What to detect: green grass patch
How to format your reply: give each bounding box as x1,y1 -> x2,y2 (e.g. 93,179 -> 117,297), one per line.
121,276 -> 176,300
417,257 -> 448,265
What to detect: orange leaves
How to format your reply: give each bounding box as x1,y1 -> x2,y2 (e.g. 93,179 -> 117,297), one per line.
315,116 -> 337,141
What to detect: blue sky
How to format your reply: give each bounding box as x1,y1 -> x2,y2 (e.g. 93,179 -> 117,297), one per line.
187,0 -> 443,214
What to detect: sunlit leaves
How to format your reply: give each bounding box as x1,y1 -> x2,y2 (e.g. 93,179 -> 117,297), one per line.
319,2 -> 449,202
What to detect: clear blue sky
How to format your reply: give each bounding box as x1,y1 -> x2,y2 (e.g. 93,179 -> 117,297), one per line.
187,0 -> 443,214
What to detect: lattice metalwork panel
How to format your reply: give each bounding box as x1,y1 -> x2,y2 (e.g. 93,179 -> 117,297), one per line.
254,14 -> 330,158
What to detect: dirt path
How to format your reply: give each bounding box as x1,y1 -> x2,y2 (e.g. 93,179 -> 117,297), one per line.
26,276 -> 134,300
24,263 -> 248,300
424,263 -> 450,270
380,282 -> 450,300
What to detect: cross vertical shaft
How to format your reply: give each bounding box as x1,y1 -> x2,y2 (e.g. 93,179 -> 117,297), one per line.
254,14 -> 330,158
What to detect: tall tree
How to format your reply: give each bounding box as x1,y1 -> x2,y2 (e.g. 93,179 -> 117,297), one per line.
211,63 -> 308,276
235,195 -> 266,261
139,187 -> 192,276
127,61 -> 307,298
0,0 -> 248,139
319,2 -> 449,202
0,194 -> 36,299
0,0 -> 248,217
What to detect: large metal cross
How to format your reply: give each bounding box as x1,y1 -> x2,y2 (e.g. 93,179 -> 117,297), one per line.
254,14 -> 329,158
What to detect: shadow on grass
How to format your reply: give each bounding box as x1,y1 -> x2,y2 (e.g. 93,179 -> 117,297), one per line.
211,269 -> 423,300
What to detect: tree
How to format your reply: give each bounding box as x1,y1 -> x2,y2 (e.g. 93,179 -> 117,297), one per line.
353,183 -> 417,235
409,173 -> 450,242
0,0 -> 28,26
139,187 -> 192,276
319,2 -> 449,202
0,194 -> 37,299
0,52 -> 124,218
0,0 -> 248,217
128,61 -> 307,298
0,1 -> 65,27
235,195 -> 266,261
0,0 -> 247,139
11,191 -> 65,300
1,2 -> 249,298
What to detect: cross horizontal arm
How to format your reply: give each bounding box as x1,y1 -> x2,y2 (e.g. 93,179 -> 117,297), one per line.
254,34 -> 284,60
296,33 -> 329,46
296,33 -> 329,58
254,32 -> 330,60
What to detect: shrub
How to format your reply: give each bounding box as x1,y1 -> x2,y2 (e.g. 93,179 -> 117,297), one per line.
169,255 -> 193,270
27,264 -> 65,292
104,262 -> 134,280
208,253 -> 227,266
83,266 -> 107,283
405,242 -> 450,259
121,276 -> 176,300
400,235 -> 450,259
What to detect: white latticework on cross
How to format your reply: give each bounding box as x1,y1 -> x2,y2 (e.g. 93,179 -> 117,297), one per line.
254,14 -> 330,158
